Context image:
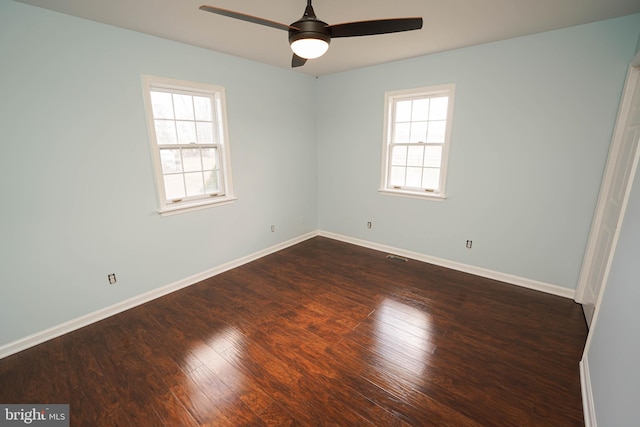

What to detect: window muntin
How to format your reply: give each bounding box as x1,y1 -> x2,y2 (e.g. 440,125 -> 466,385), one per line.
380,85 -> 455,200
142,76 -> 235,214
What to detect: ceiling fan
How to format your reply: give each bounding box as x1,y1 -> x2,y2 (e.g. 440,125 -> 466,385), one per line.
199,1 -> 423,68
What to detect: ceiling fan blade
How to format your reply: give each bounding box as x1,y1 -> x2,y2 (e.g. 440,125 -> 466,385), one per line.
199,5 -> 296,32
292,54 -> 308,68
328,17 -> 423,38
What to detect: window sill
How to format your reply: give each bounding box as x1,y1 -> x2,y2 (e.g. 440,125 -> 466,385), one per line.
378,188 -> 447,202
158,195 -> 237,217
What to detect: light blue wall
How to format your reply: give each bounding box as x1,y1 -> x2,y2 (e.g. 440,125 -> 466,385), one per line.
2,0 -> 640,354
316,14 -> 640,289
0,1 -> 318,346
586,146 -> 640,426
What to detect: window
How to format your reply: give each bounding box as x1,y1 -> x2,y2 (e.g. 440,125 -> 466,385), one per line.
380,84 -> 455,200
142,75 -> 235,215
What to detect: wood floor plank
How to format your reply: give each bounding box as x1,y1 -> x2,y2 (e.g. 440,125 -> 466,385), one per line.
0,236 -> 587,426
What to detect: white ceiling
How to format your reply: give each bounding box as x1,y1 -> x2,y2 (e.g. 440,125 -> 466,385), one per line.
15,0 -> 640,76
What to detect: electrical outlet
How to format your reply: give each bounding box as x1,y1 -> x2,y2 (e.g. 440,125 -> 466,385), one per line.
108,273 -> 117,284
367,221 -> 372,229
466,240 -> 473,249
270,225 -> 275,232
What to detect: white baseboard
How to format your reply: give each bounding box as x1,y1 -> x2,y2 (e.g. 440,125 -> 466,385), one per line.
318,231 -> 576,299
0,232 -> 318,360
1,230 -> 576,359
580,356 -> 597,427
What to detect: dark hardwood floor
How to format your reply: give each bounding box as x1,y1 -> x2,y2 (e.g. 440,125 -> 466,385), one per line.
0,237 -> 588,426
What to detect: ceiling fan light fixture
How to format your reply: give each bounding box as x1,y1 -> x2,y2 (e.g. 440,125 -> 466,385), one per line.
290,37 -> 329,59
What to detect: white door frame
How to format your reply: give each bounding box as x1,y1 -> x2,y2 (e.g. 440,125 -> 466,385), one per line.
575,55 -> 640,309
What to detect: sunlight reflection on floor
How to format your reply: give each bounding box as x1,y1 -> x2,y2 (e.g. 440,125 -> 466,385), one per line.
181,326 -> 246,420
373,298 -> 433,376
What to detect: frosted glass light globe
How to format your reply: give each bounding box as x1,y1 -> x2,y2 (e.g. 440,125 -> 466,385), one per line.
291,38 -> 329,59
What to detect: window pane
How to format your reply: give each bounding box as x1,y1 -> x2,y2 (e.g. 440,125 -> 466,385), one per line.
429,97 -> 448,120
406,167 -> 422,188
427,121 -> 446,143
422,168 -> 440,190
196,122 -> 214,144
394,123 -> 411,143
395,100 -> 412,122
184,172 -> 204,197
411,99 -> 429,121
160,149 -> 182,173
182,148 -> 202,172
154,120 -> 177,145
201,148 -> 217,170
204,170 -> 220,193
173,94 -> 194,120
194,96 -> 212,121
164,174 -> 185,200
391,145 -> 408,166
407,146 -> 424,167
424,146 -> 442,168
150,91 -> 174,119
176,121 -> 197,145
410,122 -> 428,143
390,166 -> 406,186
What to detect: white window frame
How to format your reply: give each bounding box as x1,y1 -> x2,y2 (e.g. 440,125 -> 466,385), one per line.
142,75 -> 235,216
379,84 -> 455,201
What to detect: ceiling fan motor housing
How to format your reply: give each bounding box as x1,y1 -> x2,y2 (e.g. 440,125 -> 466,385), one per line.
288,19 -> 331,46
